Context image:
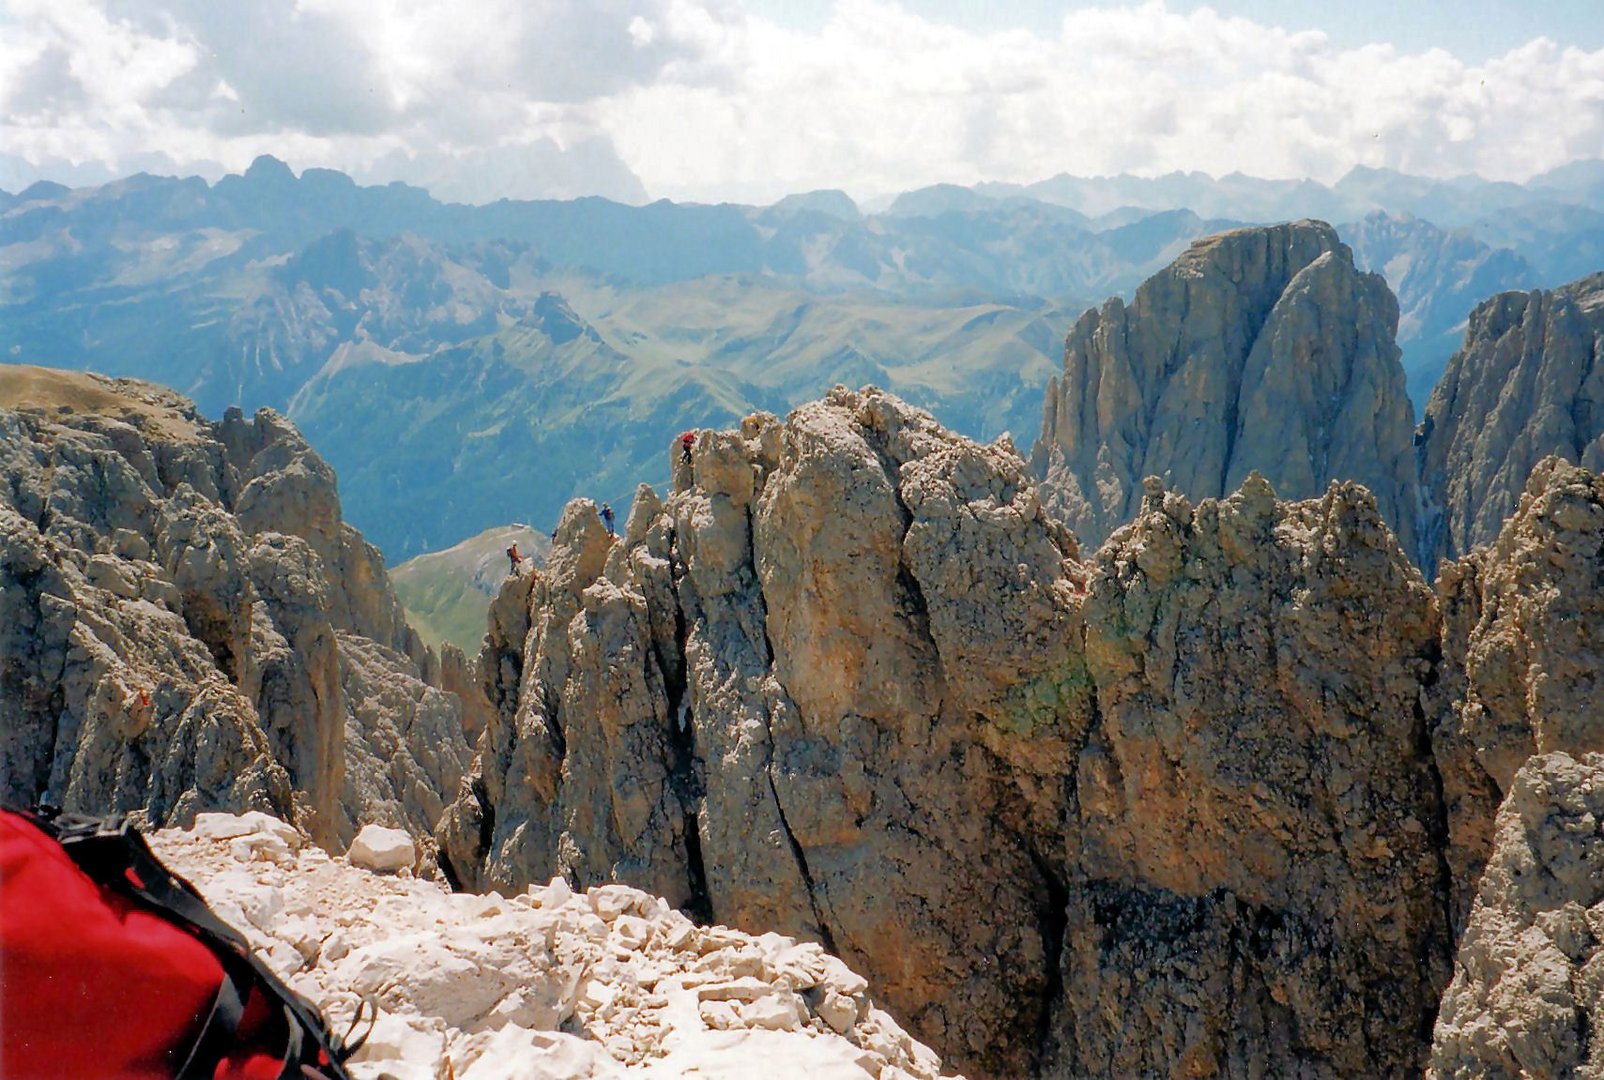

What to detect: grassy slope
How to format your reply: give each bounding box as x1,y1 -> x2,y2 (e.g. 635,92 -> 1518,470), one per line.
294,277 -> 1078,559
390,524 -> 549,651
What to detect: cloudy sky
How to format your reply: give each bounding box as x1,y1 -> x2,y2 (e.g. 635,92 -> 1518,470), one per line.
2,0 -> 1601,204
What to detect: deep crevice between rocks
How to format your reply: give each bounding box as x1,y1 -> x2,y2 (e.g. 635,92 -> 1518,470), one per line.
1412,635 -> 1460,1050
766,766 -> 838,955
1026,841 -> 1070,1070
1576,972 -> 1595,1067
664,537 -> 712,925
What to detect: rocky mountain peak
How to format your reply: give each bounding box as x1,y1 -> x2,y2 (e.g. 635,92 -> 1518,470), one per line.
10,360 -> 1604,1078
1417,271 -> 1604,569
0,365 -> 467,853
243,154 -> 297,186
441,382 -> 1597,1079
1032,219 -> 1419,555
442,385 -> 1083,1077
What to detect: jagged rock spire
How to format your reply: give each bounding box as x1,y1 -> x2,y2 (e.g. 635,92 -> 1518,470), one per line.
1031,219 -> 1419,555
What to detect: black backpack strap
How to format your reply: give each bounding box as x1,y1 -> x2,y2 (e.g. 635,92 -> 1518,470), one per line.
175,971 -> 246,1080
23,808 -> 364,1080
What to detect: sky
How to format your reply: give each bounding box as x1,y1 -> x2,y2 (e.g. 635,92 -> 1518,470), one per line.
1,0 -> 1602,205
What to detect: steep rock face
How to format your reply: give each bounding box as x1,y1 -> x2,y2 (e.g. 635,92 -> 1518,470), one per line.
1430,459 -> 1604,931
444,387 -> 1509,1078
1429,751 -> 1604,1079
1050,476 -> 1451,1079
445,388 -> 1084,1077
1417,272 -> 1604,569
1031,220 -> 1419,556
0,365 -> 466,849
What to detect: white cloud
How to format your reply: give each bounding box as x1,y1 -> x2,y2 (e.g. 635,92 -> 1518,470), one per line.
1,0 -> 1602,202
601,0 -> 1604,201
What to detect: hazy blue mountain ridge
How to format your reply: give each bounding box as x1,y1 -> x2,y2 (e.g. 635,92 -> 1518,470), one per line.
1344,212 -> 1541,407
3,157 -> 1599,559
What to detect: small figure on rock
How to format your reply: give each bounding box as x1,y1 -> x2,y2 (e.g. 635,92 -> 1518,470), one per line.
600,503 -> 615,537
506,542 -> 523,574
679,430 -> 696,463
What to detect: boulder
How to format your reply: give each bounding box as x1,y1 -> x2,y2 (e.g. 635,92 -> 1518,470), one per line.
348,824 -> 417,873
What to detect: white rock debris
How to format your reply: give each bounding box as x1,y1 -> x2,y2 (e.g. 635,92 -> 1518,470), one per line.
348,823 -> 417,873
153,813 -> 958,1080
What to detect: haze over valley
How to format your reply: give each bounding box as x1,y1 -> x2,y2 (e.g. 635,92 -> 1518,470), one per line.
5,155 -> 1598,559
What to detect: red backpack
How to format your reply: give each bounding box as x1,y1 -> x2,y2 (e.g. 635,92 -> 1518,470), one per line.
0,807 -> 369,1080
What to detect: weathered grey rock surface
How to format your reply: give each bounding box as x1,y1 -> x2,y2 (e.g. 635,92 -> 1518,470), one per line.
1031,220 -> 1420,557
1429,751 -> 1604,1080
1430,459 -> 1604,932
1052,474 -> 1450,1078
13,353 -> 1604,1078
435,387 -> 1604,1079
0,365 -> 468,850
444,389 -> 1083,1077
1418,272 -> 1604,570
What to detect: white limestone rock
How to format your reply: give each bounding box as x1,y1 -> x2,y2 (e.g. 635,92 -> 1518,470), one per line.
150,813 -> 960,1080
348,823 -> 416,873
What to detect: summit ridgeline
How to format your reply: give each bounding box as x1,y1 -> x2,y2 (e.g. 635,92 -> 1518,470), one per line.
439,384 -> 1604,1078
3,361 -> 1603,1077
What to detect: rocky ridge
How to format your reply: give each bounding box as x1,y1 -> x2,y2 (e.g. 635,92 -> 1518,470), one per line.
152,811 -> 954,1080
443,387 -> 1082,1077
1055,470 -> 1450,1078
5,361 -> 1603,1076
1429,459 -> 1604,933
434,385 -> 1604,1078
0,365 -> 468,850
1417,272 -> 1604,569
1030,219 -> 1420,556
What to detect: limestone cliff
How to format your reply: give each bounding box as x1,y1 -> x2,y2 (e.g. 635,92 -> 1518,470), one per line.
444,388 -> 1082,1077
1030,220 -> 1419,557
1053,475 -> 1450,1078
1429,751 -> 1604,1079
0,365 -> 468,850
18,361 -> 1583,1077
444,387 -> 1568,1078
1417,272 -> 1604,569
1430,459 -> 1604,932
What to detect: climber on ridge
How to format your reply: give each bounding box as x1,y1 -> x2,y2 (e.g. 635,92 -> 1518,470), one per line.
601,503 -> 615,537
679,430 -> 695,463
506,542 -> 523,574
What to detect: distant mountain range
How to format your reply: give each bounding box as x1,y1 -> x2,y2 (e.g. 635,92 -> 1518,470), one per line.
4,156 -> 1598,558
